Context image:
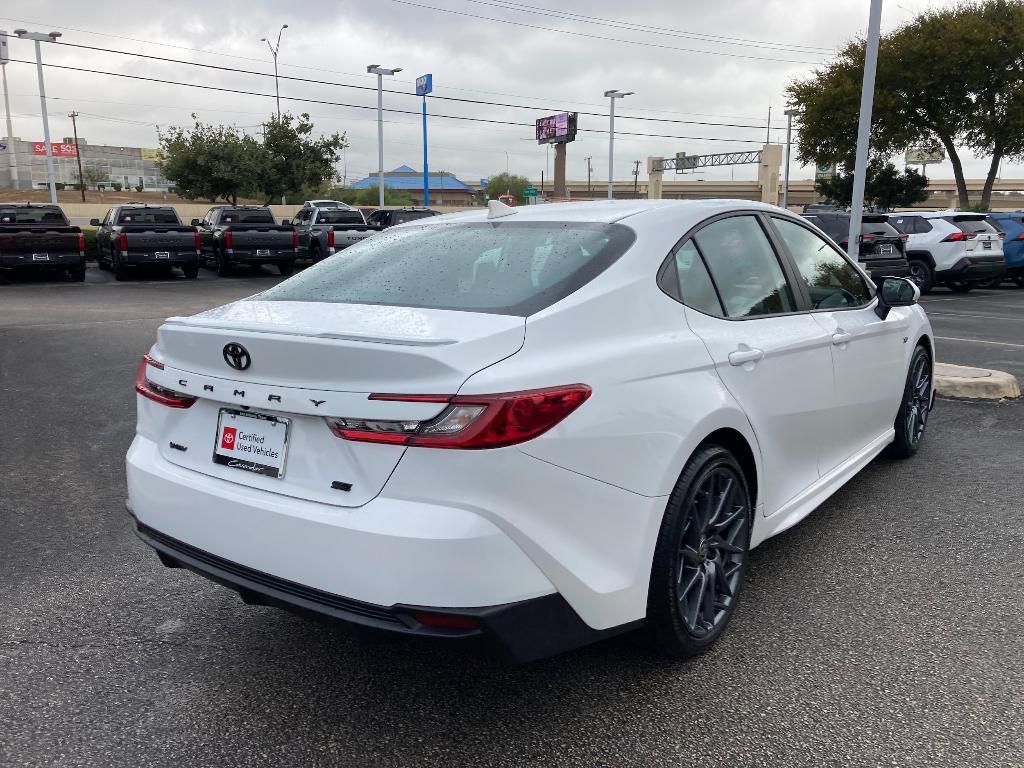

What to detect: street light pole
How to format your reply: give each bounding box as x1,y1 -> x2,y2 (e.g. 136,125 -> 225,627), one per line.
260,24 -> 288,118
846,0 -> 884,261
15,29 -> 62,204
604,89 -> 633,200
1,31 -> 21,190
367,65 -> 402,209
783,108 -> 799,210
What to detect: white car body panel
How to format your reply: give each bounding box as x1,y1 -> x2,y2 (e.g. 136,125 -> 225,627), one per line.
127,199 -> 934,643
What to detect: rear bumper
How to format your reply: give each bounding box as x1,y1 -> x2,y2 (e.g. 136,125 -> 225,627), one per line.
860,258 -> 910,282
226,249 -> 297,262
938,255 -> 1006,282
123,251 -> 199,267
134,521 -> 627,661
0,252 -> 84,268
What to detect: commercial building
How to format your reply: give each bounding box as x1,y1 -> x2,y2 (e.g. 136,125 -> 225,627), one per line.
0,136 -> 171,191
351,165 -> 477,206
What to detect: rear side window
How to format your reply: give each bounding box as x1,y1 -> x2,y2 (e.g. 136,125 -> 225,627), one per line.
943,215 -> 995,234
861,220 -> 900,237
693,216 -> 797,318
672,241 -> 724,317
259,221 -> 636,316
0,207 -> 67,224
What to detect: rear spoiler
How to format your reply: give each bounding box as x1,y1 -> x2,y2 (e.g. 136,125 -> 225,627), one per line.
161,315 -> 456,347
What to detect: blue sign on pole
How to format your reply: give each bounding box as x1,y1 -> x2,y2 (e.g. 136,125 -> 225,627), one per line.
416,74 -> 433,207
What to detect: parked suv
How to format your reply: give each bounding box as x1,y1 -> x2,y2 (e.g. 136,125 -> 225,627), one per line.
982,212 -> 1024,287
886,212 -> 1006,293
801,212 -> 911,284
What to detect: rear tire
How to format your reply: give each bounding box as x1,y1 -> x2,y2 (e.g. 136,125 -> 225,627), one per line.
216,250 -> 233,277
182,263 -> 199,279
887,345 -> 932,459
68,263 -> 86,282
948,281 -> 973,294
310,244 -> 321,263
113,252 -> 129,282
1012,276 -> 1024,288
277,262 -> 294,276
646,445 -> 752,659
908,259 -> 933,294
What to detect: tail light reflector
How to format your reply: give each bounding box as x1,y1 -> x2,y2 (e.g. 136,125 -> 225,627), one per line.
194,230 -> 202,250
411,612 -> 481,630
77,232 -> 86,253
327,230 -> 335,249
118,232 -> 128,252
292,229 -> 300,249
135,354 -> 196,408
326,385 -> 592,449
224,231 -> 234,250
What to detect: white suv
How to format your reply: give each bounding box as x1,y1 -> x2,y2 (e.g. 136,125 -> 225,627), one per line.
887,212 -> 1006,293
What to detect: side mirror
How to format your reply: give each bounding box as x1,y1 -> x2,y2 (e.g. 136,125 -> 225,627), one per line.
89,218 -> 101,226
191,218 -> 201,226
875,276 -> 920,319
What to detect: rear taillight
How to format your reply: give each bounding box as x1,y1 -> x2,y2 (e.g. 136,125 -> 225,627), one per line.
135,354 -> 196,408
224,231 -> 234,250
942,232 -> 976,242
1016,232 -> 1024,240
118,232 -> 128,251
325,385 -> 592,449
194,230 -> 201,250
292,229 -> 300,249
77,232 -> 86,253
327,230 -> 335,249
860,234 -> 876,243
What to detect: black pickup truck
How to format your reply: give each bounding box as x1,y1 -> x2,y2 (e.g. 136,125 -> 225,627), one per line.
92,205 -> 201,280
194,206 -> 298,276
0,204 -> 86,282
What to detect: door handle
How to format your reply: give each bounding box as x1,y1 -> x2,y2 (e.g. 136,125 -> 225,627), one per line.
728,347 -> 765,366
832,330 -> 852,345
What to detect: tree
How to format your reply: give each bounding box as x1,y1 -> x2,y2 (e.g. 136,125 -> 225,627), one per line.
816,159 -> 929,210
159,117 -> 261,205
485,172 -> 531,204
331,186 -> 414,206
82,163 -> 107,189
254,113 -> 347,204
788,0 -> 1024,210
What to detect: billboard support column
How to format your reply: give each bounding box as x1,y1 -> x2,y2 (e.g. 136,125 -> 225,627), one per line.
646,157 -> 664,200
553,142 -> 566,198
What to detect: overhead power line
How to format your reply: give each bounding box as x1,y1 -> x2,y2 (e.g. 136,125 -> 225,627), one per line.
5,58 -> 766,145
386,0 -> 824,64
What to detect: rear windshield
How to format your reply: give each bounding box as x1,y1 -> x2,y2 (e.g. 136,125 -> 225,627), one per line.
221,209 -> 275,224
117,208 -> 179,224
861,219 -> 900,237
259,221 -> 636,316
0,207 -> 67,224
943,215 -> 996,234
316,210 -> 365,225
391,210 -> 436,225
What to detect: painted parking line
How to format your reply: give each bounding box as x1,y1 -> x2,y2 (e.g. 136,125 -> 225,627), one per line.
927,311 -> 1024,321
936,336 -> 1024,348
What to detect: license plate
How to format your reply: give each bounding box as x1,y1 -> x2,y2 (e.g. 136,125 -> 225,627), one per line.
155,251 -> 171,259
213,409 -> 290,479
879,244 -> 893,255
32,253 -> 49,261
983,240 -> 992,250
256,249 -> 271,256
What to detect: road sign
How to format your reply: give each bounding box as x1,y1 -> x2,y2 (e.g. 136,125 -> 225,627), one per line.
905,147 -> 945,164
523,185 -> 539,197
480,178 -> 489,187
415,74 -> 433,96
0,32 -> 9,65
814,162 -> 836,180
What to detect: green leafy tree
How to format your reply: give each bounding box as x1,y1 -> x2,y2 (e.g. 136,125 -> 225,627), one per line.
82,163 -> 107,189
159,117 -> 261,205
485,172 -> 530,204
788,0 -> 1024,210
255,113 -> 347,204
331,186 -> 415,206
816,159 -> 929,210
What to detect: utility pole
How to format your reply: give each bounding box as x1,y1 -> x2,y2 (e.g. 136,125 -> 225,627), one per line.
632,159 -> 641,198
766,105 -> 771,144
585,156 -> 592,196
68,111 -> 85,202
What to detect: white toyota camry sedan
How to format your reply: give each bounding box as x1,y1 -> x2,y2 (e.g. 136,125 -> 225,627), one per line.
127,199 -> 934,661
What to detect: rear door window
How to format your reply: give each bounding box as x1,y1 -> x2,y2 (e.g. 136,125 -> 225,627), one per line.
693,216 -> 797,318
670,240 -> 724,317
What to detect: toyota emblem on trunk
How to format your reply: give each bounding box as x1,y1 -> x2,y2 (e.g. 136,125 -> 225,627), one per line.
223,343 -> 251,371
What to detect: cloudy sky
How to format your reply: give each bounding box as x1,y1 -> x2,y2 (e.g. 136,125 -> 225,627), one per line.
0,0 -> 1008,186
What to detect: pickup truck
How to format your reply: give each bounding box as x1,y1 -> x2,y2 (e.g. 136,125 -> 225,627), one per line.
290,205 -> 378,262
194,206 -> 298,277
92,205 -> 201,281
0,204 -> 86,282
366,207 -> 439,230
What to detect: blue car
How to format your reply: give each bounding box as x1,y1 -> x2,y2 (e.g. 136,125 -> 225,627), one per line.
983,213 -> 1024,286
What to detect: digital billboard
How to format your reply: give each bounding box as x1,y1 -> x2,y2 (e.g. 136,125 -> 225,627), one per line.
535,112 -> 578,145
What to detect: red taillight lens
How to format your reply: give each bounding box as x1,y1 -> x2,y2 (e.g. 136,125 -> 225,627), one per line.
1016,232 -> 1024,240
860,234 -> 875,243
327,230 -> 335,249
224,231 -> 234,250
77,232 -> 86,253
326,385 -> 592,449
135,354 -> 196,408
194,230 -> 201,250
118,232 -> 128,251
292,229 -> 300,249
411,612 -> 481,630
942,232 -> 976,242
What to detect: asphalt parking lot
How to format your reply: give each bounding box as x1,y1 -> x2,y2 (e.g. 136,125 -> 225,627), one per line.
1,271 -> 1022,767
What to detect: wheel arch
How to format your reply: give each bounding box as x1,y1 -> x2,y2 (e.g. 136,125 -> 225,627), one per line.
697,427 -> 759,512
906,250 -> 936,269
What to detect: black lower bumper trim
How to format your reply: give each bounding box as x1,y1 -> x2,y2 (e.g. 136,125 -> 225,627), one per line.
135,523 -> 630,661
942,256 -> 1007,282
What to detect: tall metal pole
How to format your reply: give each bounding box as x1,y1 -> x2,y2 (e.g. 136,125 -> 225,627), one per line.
69,110 -> 85,202
607,95 -> 616,200
421,94 -> 429,207
272,53 -> 280,117
376,72 -> 384,208
847,0 -> 884,261
34,40 -> 57,204
585,156 -> 591,195
782,111 -> 794,210
1,61 -> 20,190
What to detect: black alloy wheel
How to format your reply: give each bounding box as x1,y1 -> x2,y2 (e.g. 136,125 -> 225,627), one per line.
888,345 -> 932,459
908,260 -> 933,293
647,445 -> 751,658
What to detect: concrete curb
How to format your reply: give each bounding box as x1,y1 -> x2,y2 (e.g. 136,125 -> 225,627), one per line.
934,363 -> 1022,400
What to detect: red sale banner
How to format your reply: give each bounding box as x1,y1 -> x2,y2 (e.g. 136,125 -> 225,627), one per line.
33,142 -> 78,157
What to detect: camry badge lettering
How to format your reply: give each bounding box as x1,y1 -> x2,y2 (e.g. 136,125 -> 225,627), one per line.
223,342 -> 251,371
310,399 -> 326,407
268,395 -> 282,403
